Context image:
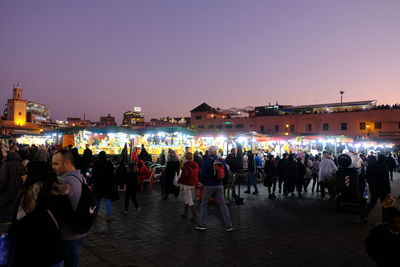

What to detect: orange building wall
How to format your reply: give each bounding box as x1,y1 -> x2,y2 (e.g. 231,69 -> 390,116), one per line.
191,109 -> 400,143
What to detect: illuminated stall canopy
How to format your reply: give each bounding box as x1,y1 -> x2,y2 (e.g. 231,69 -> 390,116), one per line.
14,127 -> 396,158
38,126 -> 197,156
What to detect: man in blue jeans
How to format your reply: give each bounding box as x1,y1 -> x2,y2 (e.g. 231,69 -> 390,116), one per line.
53,150 -> 87,267
195,146 -> 233,232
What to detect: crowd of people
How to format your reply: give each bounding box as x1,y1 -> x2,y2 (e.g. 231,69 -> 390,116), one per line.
1,140 -> 400,266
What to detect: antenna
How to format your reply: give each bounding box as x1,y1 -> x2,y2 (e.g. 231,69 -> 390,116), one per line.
340,91 -> 345,103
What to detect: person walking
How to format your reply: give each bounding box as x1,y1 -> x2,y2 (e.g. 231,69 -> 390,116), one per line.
296,157 -> 306,198
264,154 -> 278,199
311,155 -> 320,193
91,151 -> 116,221
178,152 -> 199,221
195,146 -> 233,232
284,154 -> 298,198
385,153 -> 396,181
163,150 -> 180,200
244,151 -> 259,195
277,153 -> 288,194
318,151 -> 338,200
303,154 -> 313,192
121,162 -> 141,215
362,153 -> 391,222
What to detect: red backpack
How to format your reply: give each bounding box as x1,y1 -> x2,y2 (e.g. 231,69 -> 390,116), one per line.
213,158 -> 226,180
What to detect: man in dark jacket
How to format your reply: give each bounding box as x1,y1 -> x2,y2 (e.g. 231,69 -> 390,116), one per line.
225,149 -> 239,173
277,153 -> 288,194
0,151 -> 24,223
195,146 -> 233,232
284,154 -> 298,198
385,154 -> 396,181
363,153 -> 391,222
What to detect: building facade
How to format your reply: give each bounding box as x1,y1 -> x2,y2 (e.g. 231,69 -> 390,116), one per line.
191,101 -> 400,143
122,107 -> 145,128
99,114 -> 117,127
1,85 -> 41,135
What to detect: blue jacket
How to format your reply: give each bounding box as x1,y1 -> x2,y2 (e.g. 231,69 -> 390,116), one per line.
200,154 -> 229,186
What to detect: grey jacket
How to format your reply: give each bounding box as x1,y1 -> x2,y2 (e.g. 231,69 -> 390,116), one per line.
59,170 -> 87,240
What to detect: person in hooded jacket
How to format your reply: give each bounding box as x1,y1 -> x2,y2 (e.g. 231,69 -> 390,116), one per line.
137,159 -> 151,190
0,151 -> 24,223
91,151 -> 116,221
178,152 -> 199,221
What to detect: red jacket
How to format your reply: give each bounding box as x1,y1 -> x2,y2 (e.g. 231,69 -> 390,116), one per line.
178,160 -> 199,186
137,160 -> 151,183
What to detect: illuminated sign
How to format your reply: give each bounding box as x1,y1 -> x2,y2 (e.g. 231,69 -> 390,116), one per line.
134,107 -> 142,112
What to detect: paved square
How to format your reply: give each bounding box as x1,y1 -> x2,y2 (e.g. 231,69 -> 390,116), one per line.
81,174 -> 400,267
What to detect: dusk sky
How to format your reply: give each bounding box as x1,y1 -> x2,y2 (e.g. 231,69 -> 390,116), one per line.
1,1 -> 399,124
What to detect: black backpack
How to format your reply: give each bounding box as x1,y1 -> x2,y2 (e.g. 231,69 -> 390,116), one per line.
70,175 -> 97,234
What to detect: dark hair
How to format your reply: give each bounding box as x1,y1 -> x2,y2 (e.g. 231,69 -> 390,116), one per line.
377,153 -> 386,162
98,151 -> 107,161
55,150 -> 74,163
25,161 -> 56,187
386,207 -> 400,224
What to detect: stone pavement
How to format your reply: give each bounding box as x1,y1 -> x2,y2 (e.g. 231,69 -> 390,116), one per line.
80,174 -> 400,267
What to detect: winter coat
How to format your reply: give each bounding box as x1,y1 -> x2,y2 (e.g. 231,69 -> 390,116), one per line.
368,160 -> 390,196
92,159 -> 116,199
0,152 -> 24,220
264,159 -> 277,187
385,156 -> 396,171
126,171 -> 139,190
247,155 -> 256,173
225,153 -> 239,173
284,159 -> 298,192
178,160 -> 199,186
10,182 -> 72,267
277,158 -> 287,178
116,164 -> 128,187
165,157 -> 180,194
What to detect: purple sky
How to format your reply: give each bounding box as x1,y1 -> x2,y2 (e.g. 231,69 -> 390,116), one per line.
1,0 -> 400,124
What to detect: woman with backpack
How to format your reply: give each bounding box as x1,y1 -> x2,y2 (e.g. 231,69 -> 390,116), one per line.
9,161 -> 72,267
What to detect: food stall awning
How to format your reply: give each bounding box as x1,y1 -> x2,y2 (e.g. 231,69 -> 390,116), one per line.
135,126 -> 197,136
44,126 -> 136,135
